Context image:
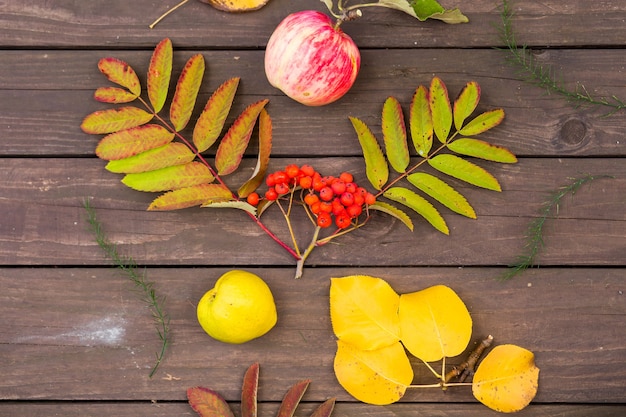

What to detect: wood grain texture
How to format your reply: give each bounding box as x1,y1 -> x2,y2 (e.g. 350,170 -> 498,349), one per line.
1,267 -> 625,402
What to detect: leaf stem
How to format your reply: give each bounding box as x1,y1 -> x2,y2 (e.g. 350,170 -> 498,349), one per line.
83,198 -> 169,378
295,226 -> 322,279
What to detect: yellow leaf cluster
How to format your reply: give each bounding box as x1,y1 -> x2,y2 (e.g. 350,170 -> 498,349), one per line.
329,275 -> 539,412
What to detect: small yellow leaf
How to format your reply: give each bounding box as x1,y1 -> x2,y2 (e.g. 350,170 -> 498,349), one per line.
330,276 -> 400,350
429,77 -> 452,143
472,344 -> 540,413
349,116 -> 389,190
409,85 -> 433,157
334,340 -> 413,405
399,285 -> 472,362
149,183 -> 230,211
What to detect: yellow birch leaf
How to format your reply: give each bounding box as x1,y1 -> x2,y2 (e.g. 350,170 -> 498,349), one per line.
122,161 -> 214,192
334,340 -> 413,405
330,276 -> 400,350
398,285 -> 472,362
472,344 -> 540,413
349,116 -> 389,190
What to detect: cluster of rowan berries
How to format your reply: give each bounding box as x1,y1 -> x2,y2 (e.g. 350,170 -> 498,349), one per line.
246,164 -> 376,229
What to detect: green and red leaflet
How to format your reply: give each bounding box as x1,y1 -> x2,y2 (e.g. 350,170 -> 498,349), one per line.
95,124 -> 175,160
381,96 -> 409,173
193,77 -> 240,153
407,172 -> 476,219
148,183 -> 232,211
409,85 -> 433,157
81,106 -> 153,134
94,86 -> 138,104
459,109 -> 505,136
453,81 -> 480,130
105,143 -> 195,174
384,187 -> 449,235
187,386 -> 235,417
428,154 -> 502,191
122,162 -> 214,192
349,116 -> 388,190
429,76 -> 452,144
170,54 -> 205,132
147,38 -> 173,113
97,57 -> 141,97
447,138 -> 517,163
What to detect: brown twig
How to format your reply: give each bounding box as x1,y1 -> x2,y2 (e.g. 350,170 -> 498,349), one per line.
445,335 -> 494,383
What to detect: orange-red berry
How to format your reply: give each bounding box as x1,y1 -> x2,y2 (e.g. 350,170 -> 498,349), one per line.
319,201 -> 333,213
285,164 -> 300,178
339,172 -> 353,183
246,192 -> 260,206
300,164 -> 315,177
274,182 -> 290,195
265,188 -> 278,201
346,204 -> 362,218
299,175 -> 313,189
365,192 -> 376,205
345,182 -> 357,194
319,186 -> 334,201
317,212 -> 332,228
331,180 -> 346,195
335,213 -> 351,229
304,193 -> 319,206
340,192 -> 354,207
310,201 -> 321,214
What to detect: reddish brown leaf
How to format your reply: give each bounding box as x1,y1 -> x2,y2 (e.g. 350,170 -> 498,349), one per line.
276,379 -> 310,417
193,77 -> 240,153
147,38 -> 173,113
241,363 -> 259,417
215,99 -> 269,176
238,108 -> 272,198
187,386 -> 235,417
96,124 -> 175,160
309,398 -> 336,417
170,54 -> 205,132
81,106 -> 154,134
148,183 -> 230,211
94,87 -> 138,104
97,57 -> 141,96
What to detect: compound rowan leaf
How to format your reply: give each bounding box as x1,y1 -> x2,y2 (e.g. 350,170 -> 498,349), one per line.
382,96 -> 409,173
459,109 -> 505,136
170,54 -> 205,132
241,363 -> 259,417
453,81 -> 480,130
428,154 -> 502,191
187,386 -> 235,417
95,124 -> 175,160
472,345 -> 540,413
407,172 -> 476,218
368,201 -> 414,231
147,38 -> 173,113
276,379 -> 310,417
409,85 -> 433,157
97,57 -> 141,96
330,276 -> 400,350
384,187 -> 449,234
215,99 -> 269,176
448,138 -> 517,163
238,108 -> 272,198
122,161 -> 214,192
398,285 -> 472,362
81,106 -> 154,134
193,77 -> 240,153
94,87 -> 138,103
149,183 -> 230,211
334,340 -> 412,405
105,142 -> 195,174
429,77 -> 452,143
349,116 -> 388,190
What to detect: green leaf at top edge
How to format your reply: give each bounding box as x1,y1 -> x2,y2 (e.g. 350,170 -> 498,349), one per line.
459,109 -> 505,136
194,77 -> 240,153
407,172 -> 476,218
453,81 -> 481,130
409,85 -> 433,157
349,116 -> 389,190
448,138 -> 517,163
170,54 -> 205,132
428,154 -> 502,191
384,186 -> 449,234
382,96 -> 410,173
429,77 -> 453,144
147,38 -> 173,113
369,201 -> 414,231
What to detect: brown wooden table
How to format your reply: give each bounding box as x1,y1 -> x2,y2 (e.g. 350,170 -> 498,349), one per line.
1,1 -> 625,415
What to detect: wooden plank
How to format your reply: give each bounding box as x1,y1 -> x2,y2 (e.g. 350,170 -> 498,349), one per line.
0,157 -> 623,267
0,49 -> 625,157
0,0 -> 624,48
1,402 -> 625,417
1,267 -> 625,402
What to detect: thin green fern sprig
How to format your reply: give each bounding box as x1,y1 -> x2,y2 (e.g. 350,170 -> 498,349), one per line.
83,198 -> 170,377
500,174 -> 613,281
498,0 -> 626,115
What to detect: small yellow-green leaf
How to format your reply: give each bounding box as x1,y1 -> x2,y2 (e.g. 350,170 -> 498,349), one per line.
384,187 -> 449,234
448,138 -> 517,163
148,183 -> 230,211
407,172 -> 476,218
97,57 -> 141,96
398,285 -> 472,362
106,143 -> 195,174
349,116 -> 389,190
368,201 -> 414,231
429,77 -> 452,143
330,275 -> 400,350
453,81 -> 480,130
459,109 -> 505,136
215,99 -> 269,176
382,96 -> 409,173
238,108 -> 272,198
95,124 -> 175,160
170,54 -> 205,132
473,344 -> 540,413
94,87 -> 138,104
122,161 -> 214,192
194,77 -> 240,153
81,106 -> 154,134
409,85 -> 433,157
147,38 -> 173,113
428,154 -> 502,191
334,340 -> 412,405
